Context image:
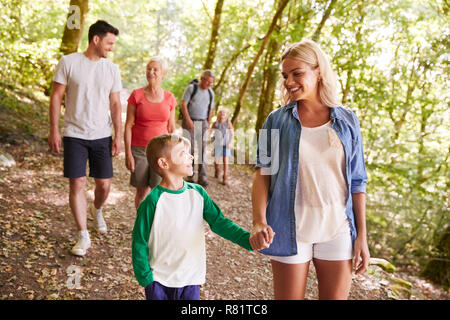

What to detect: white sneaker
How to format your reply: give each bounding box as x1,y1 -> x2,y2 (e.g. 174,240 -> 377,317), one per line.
71,231 -> 91,256
90,204 -> 107,234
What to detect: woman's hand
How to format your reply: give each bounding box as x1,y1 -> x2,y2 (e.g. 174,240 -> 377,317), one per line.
125,153 -> 135,172
353,235 -> 370,275
249,223 -> 275,251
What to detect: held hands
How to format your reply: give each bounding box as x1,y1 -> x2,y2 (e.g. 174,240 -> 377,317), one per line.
249,223 -> 275,251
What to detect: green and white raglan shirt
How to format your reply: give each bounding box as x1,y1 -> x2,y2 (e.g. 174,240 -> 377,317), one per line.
132,182 -> 252,288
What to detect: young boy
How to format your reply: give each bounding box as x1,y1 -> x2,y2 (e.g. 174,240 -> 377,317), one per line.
131,134 -> 263,300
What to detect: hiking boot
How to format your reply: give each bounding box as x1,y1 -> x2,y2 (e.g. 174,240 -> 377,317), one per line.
90,204 -> 107,234
198,179 -> 209,188
71,231 -> 91,256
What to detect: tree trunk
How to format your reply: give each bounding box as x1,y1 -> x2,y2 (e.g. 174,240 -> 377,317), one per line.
341,3 -> 366,104
255,35 -> 282,132
59,0 -> 89,55
212,43 -> 251,114
213,44 -> 251,92
203,0 -> 225,71
311,0 -> 337,42
255,0 -> 313,132
231,0 -> 290,126
420,226 -> 450,290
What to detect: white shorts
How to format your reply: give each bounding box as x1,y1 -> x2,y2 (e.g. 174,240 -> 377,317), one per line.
268,232 -> 353,264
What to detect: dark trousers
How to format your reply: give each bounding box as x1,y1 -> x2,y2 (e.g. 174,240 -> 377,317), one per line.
145,281 -> 200,300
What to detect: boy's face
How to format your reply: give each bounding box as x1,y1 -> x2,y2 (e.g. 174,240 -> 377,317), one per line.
167,142 -> 193,177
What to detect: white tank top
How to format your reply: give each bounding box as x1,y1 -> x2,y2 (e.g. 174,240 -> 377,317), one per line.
295,120 -> 350,243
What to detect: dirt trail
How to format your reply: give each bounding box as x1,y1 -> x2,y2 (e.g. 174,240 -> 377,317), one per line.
0,139 -> 448,300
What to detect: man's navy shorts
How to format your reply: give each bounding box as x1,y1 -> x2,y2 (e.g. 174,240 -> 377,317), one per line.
63,136 -> 113,179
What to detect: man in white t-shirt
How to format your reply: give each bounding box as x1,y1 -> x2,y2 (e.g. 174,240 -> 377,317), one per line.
48,20 -> 122,256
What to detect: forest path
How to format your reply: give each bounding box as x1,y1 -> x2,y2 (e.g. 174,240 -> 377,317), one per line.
0,135 -> 448,300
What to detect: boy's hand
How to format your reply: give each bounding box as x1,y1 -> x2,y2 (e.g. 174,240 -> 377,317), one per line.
250,223 -> 275,251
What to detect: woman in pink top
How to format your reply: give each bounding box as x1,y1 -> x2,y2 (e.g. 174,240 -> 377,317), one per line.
124,56 -> 177,208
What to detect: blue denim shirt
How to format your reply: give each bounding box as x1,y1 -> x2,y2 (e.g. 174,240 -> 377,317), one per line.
255,101 -> 368,256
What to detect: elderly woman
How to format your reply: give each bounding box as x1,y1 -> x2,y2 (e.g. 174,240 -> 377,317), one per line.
124,56 -> 177,208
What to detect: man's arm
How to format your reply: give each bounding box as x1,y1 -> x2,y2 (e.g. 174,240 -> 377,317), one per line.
180,100 -> 194,130
48,81 -> 66,154
208,91 -> 215,124
207,109 -> 213,124
109,91 -> 122,157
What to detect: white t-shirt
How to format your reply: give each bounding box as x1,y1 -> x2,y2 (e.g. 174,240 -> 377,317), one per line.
132,183 -> 252,288
295,121 -> 350,243
53,52 -> 122,140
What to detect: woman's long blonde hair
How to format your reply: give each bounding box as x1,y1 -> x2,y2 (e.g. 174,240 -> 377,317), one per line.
280,39 -> 340,107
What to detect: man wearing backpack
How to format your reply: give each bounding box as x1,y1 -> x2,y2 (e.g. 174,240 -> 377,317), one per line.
180,70 -> 215,187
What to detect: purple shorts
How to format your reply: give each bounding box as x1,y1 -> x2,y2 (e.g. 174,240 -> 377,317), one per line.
145,281 -> 200,300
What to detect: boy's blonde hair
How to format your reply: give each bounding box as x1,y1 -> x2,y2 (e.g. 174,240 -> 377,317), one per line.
146,134 -> 190,175
280,39 -> 340,107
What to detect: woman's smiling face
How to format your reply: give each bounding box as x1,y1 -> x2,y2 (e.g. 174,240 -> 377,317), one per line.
146,61 -> 163,85
281,57 -> 320,103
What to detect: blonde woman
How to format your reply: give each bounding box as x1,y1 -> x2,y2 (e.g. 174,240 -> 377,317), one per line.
124,57 -> 177,208
249,39 -> 370,299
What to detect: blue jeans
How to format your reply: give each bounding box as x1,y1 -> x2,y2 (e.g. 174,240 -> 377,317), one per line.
145,281 -> 200,300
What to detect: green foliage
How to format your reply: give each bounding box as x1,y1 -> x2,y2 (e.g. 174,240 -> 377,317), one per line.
0,83 -> 49,140
0,0 -> 65,91
0,0 -> 448,280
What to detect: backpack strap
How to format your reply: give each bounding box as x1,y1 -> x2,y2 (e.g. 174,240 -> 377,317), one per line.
187,84 -> 213,120
207,88 -> 213,119
187,83 -> 199,112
